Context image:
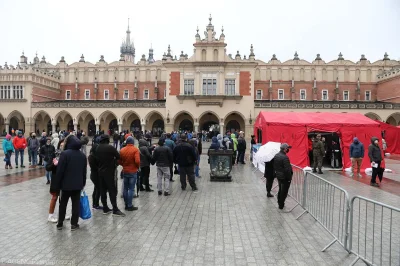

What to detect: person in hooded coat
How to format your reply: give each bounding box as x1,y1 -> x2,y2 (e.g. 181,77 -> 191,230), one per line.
139,138 -> 154,191
52,135 -> 87,231
51,132 -> 60,150
230,133 -> 238,165
40,137 -> 56,184
368,137 -> 383,187
349,137 -> 364,178
217,134 -> 224,149
3,134 -> 14,169
189,139 -> 200,178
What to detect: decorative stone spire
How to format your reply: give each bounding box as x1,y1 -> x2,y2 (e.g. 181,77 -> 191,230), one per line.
338,52 -> 344,60
195,26 -> 201,42
40,56 -> 46,64
360,54 -> 367,61
166,45 -> 172,58
33,52 -> 39,64
219,26 -> 225,41
180,51 -> 185,60
293,51 -> 299,60
120,18 -> 135,63
204,14 -> 216,42
271,54 -> 277,60
235,51 -> 241,60
119,54 -> 125,61
99,55 -> 105,62
20,51 -> 27,64
383,52 -> 390,61
249,44 -> 255,60
79,54 -> 85,62
162,52 -> 167,61
141,54 -> 146,61
315,54 -> 322,60
148,44 -> 155,63
59,56 -> 65,63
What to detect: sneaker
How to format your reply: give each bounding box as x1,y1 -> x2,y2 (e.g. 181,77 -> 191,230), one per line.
181,187 -> 186,191
29,162 -> 31,166
370,182 -> 379,187
125,206 -> 138,211
56,224 -> 63,230
5,165 -> 8,169
112,210 -> 126,217
65,216 -> 71,220
21,165 -> 25,168
15,165 -> 18,168
164,192 -> 171,196
357,174 -> 362,178
192,187 -> 198,192
145,188 -> 154,192
48,216 -> 58,223
133,194 -> 139,198
312,169 -> 317,173
349,173 -> 354,177
158,191 -> 162,196
170,179 -> 175,182
46,180 -> 50,185
267,193 -> 274,198
9,166 -> 13,169
103,208 -> 112,215
318,171 -> 323,174
139,187 -> 146,191
92,205 -> 103,210
71,224 -> 80,231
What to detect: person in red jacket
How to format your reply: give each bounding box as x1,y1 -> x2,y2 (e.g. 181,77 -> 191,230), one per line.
12,130 -> 27,168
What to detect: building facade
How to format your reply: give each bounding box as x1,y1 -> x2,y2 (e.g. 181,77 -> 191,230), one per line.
1,16 -> 400,138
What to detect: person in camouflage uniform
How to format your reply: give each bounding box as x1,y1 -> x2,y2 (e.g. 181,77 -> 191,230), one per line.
312,134 -> 325,174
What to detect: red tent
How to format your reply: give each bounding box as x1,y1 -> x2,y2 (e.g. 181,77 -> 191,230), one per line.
374,120 -> 400,154
254,112 -> 384,170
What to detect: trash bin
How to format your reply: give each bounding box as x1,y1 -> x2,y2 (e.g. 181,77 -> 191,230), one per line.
208,149 -> 233,182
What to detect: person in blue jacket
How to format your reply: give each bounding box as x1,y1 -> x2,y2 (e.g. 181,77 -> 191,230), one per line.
349,137 -> 364,178
3,134 -> 15,169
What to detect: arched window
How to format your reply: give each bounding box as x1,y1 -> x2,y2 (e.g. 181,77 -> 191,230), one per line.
213,49 -> 218,61
202,49 -> 206,61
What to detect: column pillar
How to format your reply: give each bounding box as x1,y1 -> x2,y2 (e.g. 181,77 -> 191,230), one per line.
51,123 -> 56,133
95,123 -> 100,134
118,123 -> 122,133
165,123 -> 173,134
141,123 -> 146,133
5,123 -> 9,134
73,123 -> 78,132
194,123 -> 199,133
219,123 -> 225,134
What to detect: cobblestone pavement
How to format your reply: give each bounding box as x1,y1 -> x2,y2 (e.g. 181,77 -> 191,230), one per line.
0,144 -> 399,265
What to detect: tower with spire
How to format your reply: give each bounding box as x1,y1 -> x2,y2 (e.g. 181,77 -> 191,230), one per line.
120,18 -> 135,63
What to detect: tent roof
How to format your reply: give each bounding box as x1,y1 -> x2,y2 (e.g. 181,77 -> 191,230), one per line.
256,112 -> 380,127
374,120 -> 400,130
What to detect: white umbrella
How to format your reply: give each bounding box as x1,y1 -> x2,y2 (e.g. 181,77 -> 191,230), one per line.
254,141 -> 281,163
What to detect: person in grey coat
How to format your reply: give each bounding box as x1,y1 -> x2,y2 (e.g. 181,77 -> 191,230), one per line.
28,133 -> 40,168
368,137 -> 383,187
139,139 -> 153,191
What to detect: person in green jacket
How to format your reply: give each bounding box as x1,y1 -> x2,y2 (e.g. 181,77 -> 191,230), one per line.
3,134 -> 15,169
231,133 -> 238,165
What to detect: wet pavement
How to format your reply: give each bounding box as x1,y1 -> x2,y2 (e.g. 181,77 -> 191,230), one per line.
0,142 -> 399,265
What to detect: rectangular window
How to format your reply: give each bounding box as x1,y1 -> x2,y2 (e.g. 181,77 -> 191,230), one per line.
365,90 -> 371,101
202,79 -> 217,95
300,89 -> 306,100
343,90 -> 349,101
184,79 -> 194,95
66,90 -> 71,100
123,89 -> 129,100
256,89 -> 262,100
322,90 -> 328,100
225,79 -> 236,95
144,89 -> 149,99
278,89 -> 284,100
85,89 -> 90,100
104,89 -> 109,100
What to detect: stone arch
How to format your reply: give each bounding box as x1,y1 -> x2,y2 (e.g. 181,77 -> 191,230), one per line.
255,68 -> 261,80
146,111 -> 165,136
201,49 -> 206,61
213,49 -> 218,61
386,113 -> 400,126
198,111 -> 220,133
98,110 -> 118,133
76,110 -> 95,136
54,110 -> 73,132
224,111 -> 246,134
0,112 -> 5,135
122,110 -> 141,132
173,111 -> 194,132
33,110 -> 52,134
7,110 -> 25,134
364,112 -> 382,121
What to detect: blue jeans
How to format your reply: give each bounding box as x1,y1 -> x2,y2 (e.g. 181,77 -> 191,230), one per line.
31,150 -> 38,166
4,151 -> 12,166
123,172 -> 137,208
15,149 -> 24,166
195,157 -> 200,177
43,161 -> 52,181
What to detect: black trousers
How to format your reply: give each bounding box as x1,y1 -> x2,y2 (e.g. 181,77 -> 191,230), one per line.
179,166 -> 196,189
58,190 -> 80,226
141,166 -> 151,189
277,178 -> 291,209
266,174 -> 275,193
169,164 -> 173,180
371,161 -> 383,183
90,175 -> 100,207
100,175 -> 118,211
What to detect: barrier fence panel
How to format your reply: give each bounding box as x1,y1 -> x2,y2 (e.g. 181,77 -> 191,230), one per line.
297,171 -> 350,252
286,165 -> 305,212
349,196 -> 400,266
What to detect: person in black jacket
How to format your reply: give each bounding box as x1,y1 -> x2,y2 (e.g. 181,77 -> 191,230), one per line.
152,138 -> 173,196
88,143 -> 102,210
96,134 -> 124,217
52,135 -> 87,231
173,134 -> 198,191
264,159 -> 275,197
368,137 -> 383,187
38,132 -> 47,166
273,143 -> 293,210
139,139 -> 153,192
40,137 -> 56,185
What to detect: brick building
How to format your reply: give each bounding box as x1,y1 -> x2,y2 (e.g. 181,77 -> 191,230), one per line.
1,16 -> 400,138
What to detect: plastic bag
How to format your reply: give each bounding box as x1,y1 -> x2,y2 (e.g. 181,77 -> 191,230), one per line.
79,190 -> 92,220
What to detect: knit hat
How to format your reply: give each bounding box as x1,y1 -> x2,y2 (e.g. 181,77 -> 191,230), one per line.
126,136 -> 134,144
5,134 -> 11,140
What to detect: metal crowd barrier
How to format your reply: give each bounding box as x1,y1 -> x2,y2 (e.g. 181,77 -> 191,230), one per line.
296,171 -> 350,252
285,165 -> 305,212
349,196 -> 400,266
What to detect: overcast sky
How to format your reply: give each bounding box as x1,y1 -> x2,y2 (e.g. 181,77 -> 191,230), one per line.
1,0 -> 399,66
